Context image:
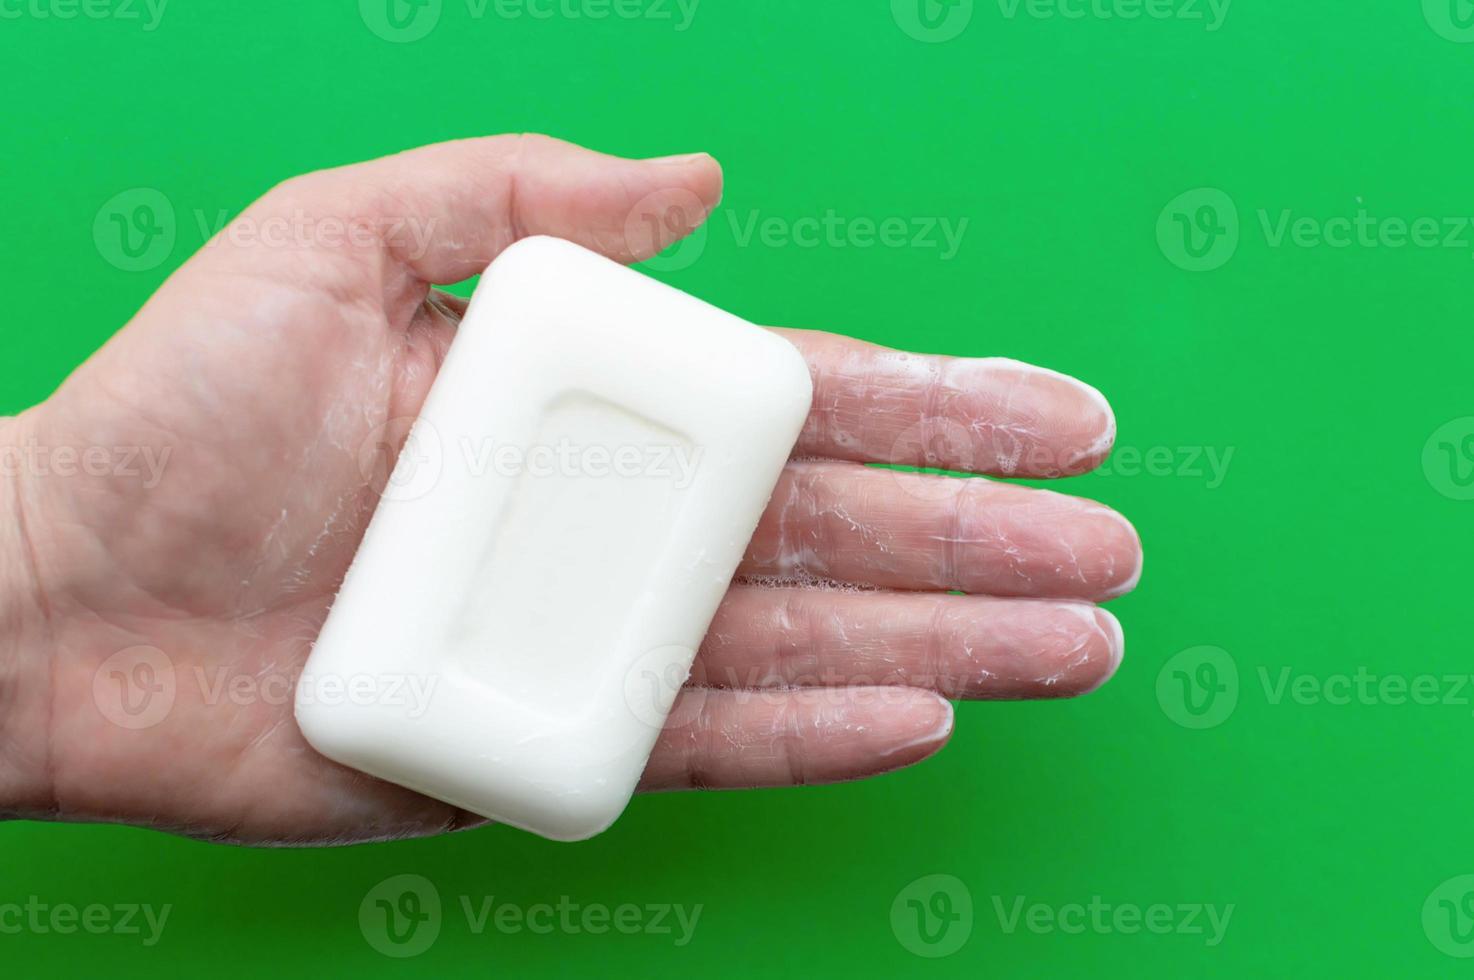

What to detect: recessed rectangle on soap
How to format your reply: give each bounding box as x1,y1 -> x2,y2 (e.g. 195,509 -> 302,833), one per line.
295,237 -> 813,841
453,393 -> 695,720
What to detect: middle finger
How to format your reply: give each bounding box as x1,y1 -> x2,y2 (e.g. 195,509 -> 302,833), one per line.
741,461 -> 1142,600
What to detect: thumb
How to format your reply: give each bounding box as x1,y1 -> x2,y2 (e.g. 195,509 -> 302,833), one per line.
227,133 -> 723,285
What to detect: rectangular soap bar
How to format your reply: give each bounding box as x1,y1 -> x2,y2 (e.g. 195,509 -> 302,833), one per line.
295,236 -> 812,841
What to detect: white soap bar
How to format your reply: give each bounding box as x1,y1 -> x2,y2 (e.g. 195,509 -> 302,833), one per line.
295,236 -> 812,841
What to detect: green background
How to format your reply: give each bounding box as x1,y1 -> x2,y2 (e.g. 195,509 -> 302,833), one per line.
4,0 -> 1473,975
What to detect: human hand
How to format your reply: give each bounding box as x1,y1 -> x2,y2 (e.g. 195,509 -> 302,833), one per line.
0,135 -> 1140,845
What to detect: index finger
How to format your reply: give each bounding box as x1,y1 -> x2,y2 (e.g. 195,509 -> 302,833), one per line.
774,328 -> 1116,478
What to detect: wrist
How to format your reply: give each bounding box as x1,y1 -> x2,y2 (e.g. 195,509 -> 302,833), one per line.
0,412 -> 56,818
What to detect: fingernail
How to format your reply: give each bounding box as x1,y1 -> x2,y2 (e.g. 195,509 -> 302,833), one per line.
645,152 -> 711,166
929,697 -> 956,742
1099,511 -> 1144,600
1093,606 -> 1126,672
905,693 -> 955,747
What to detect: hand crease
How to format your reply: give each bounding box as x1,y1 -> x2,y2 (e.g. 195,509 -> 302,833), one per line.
3,414 -> 60,818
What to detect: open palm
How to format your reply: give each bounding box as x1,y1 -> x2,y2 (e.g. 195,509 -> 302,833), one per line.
0,135 -> 1140,845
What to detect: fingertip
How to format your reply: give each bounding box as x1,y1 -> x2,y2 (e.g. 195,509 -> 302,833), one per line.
1062,375 -> 1117,475
984,358 -> 1117,477
643,151 -> 723,200
1008,600 -> 1124,697
788,686 -> 954,782
1033,603 -> 1123,698
1098,511 -> 1144,600
895,356 -> 1118,478
871,689 -> 955,771
1095,605 -> 1125,671
1036,501 -> 1143,602
926,695 -> 956,751
914,690 -> 956,744
612,151 -> 724,263
700,155 -> 725,211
